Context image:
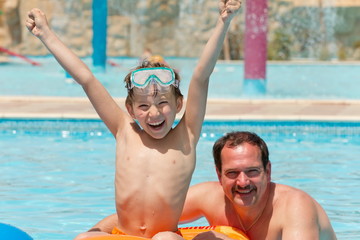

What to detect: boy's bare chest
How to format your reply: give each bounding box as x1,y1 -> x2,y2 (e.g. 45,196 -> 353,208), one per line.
114,135 -> 195,205
116,136 -> 195,172
118,131 -> 192,158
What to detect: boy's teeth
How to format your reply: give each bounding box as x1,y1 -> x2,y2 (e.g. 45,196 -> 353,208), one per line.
149,121 -> 162,126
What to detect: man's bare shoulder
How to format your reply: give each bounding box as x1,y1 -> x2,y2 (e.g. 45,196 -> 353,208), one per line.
273,183 -> 315,206
272,183 -> 324,225
271,184 -> 336,239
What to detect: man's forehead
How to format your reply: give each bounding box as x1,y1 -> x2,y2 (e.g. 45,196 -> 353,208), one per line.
223,142 -> 260,154
221,144 -> 262,163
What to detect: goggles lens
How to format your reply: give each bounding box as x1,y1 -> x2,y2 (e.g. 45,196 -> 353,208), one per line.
129,67 -> 178,90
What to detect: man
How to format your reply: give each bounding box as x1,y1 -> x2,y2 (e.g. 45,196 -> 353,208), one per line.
76,131 -> 337,240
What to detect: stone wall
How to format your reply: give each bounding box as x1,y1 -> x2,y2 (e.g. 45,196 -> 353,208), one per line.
105,0 -> 244,58
0,0 -> 359,60
0,0 -> 244,58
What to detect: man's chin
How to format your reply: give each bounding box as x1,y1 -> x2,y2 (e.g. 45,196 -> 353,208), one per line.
233,190 -> 256,206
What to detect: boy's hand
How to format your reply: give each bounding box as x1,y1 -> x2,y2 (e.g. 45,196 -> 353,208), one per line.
25,8 -> 50,38
219,0 -> 241,22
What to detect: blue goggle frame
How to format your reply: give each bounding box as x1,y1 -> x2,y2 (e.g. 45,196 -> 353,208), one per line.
128,67 -> 178,90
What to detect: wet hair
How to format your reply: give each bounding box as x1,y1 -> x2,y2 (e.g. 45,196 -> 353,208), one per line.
124,60 -> 183,106
212,131 -> 269,172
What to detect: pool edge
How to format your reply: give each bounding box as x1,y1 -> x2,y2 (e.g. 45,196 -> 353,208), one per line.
1,96 -> 360,122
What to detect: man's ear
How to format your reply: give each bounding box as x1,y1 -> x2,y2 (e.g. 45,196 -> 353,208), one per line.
216,167 -> 222,184
176,96 -> 183,113
266,162 -> 271,182
126,103 -> 135,119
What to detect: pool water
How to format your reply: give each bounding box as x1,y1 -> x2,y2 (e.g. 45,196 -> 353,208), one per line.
1,57 -> 360,99
1,119 -> 359,239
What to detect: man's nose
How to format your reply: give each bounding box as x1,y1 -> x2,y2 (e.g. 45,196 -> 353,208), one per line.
236,172 -> 250,187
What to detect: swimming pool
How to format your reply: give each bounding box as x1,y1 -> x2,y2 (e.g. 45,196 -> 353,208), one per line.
1,119 -> 359,239
1,57 -> 360,99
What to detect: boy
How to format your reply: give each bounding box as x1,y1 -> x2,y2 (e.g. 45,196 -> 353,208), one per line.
26,1 -> 241,239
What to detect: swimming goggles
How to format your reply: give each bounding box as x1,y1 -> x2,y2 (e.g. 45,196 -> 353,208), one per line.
128,67 -> 179,95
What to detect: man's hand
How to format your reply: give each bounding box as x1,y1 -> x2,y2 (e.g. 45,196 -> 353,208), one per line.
193,230 -> 235,240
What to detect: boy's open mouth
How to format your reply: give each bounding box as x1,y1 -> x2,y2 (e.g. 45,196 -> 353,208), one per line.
148,120 -> 165,130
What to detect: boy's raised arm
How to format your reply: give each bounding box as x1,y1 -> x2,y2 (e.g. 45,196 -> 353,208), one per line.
26,8 -> 126,136
184,0 -> 241,140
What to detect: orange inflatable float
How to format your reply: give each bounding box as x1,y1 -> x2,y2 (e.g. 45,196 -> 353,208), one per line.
86,226 -> 249,240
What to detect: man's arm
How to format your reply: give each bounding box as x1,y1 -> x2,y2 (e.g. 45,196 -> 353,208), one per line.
77,182 -> 237,239
180,182 -> 223,223
26,9 -> 128,137
81,183 -> 216,231
182,0 -> 241,142
87,214 -> 119,234
181,182 -> 240,240
73,214 -> 117,240
81,183 -> 212,232
281,189 -> 337,240
192,231 -> 238,240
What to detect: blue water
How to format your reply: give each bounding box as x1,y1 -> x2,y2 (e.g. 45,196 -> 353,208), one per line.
1,56 -> 360,239
1,119 -> 360,240
1,57 -> 360,99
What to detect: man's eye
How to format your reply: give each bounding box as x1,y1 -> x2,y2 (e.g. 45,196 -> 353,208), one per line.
226,171 -> 239,179
246,169 -> 260,177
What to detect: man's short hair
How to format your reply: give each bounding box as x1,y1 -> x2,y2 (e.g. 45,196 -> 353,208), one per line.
212,131 -> 269,172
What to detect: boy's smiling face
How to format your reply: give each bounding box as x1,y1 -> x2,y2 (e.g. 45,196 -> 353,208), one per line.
126,90 -> 183,139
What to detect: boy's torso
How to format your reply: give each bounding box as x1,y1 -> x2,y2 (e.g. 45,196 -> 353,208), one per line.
114,124 -> 196,237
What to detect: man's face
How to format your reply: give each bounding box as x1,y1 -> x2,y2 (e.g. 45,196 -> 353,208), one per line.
217,143 -> 271,208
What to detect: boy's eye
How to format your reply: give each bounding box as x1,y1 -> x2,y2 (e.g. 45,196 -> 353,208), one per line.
138,104 -> 149,109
